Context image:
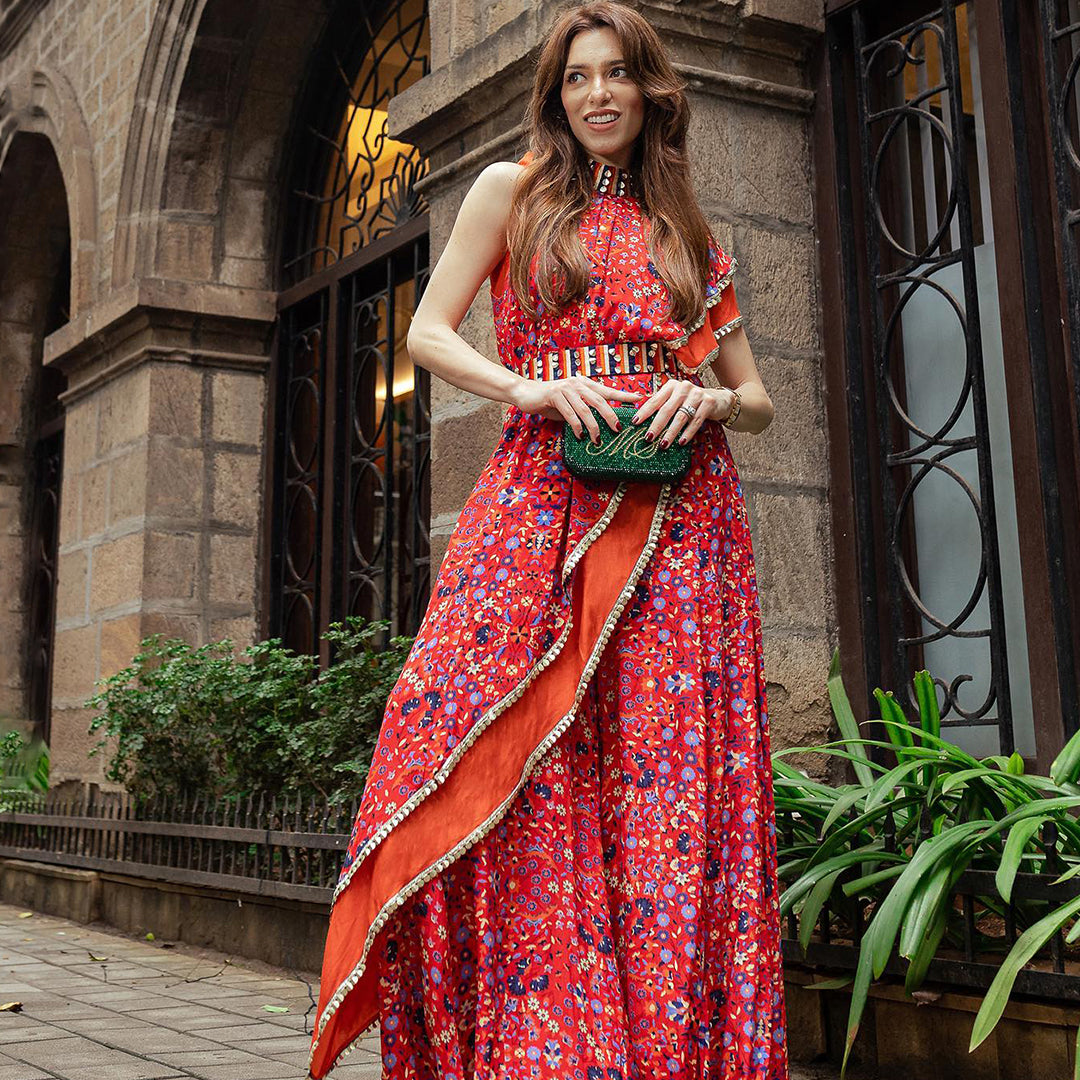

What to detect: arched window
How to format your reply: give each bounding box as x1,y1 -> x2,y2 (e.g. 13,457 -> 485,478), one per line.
0,132 -> 69,744
270,0 -> 431,662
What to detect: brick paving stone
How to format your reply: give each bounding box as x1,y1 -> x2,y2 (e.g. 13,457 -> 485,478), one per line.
181,1064 -> 299,1080
126,1006 -> 249,1029
0,1066 -> 52,1080
0,902 -> 325,1078
5,901 -> 852,1080
15,1000 -> 122,1022
0,1019 -> 66,1042
188,1022 -> 291,1042
70,1022 -> 228,1055
321,1066 -> 381,1080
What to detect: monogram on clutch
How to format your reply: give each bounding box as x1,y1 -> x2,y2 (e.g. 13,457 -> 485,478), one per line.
561,406 -> 692,483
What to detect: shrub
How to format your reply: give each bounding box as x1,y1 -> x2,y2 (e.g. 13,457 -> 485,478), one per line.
86,617 -> 413,804
777,649 -> 1080,1076
0,724 -> 49,810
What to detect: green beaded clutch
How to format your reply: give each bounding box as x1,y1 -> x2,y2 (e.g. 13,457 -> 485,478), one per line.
562,406 -> 691,484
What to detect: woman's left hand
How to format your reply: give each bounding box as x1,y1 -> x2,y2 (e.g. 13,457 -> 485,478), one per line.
631,379 -> 733,447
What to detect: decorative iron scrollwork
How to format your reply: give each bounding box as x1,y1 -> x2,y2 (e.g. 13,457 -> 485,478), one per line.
283,0 -> 430,285
851,3 -> 1015,749
271,0 -> 431,659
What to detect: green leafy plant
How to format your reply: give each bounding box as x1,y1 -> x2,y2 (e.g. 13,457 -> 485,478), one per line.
86,617 -> 413,804
0,723 -> 50,810
777,648 -> 1080,1077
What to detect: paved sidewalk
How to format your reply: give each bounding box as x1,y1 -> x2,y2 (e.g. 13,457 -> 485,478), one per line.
1,901 -> 849,1080
0,902 -> 378,1080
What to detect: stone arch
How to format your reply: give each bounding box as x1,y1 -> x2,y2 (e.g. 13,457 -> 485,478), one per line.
0,65 -> 97,316
113,0 -> 330,290
0,131 -> 71,739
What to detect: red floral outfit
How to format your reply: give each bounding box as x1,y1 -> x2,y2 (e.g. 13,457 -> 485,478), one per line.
309,157 -> 788,1080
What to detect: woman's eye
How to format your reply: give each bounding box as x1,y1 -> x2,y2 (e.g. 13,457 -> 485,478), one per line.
612,67 -> 628,77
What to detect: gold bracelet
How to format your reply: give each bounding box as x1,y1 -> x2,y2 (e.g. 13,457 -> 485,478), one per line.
721,387 -> 742,428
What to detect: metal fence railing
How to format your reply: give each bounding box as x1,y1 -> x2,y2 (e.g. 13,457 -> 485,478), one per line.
0,789 -> 354,904
780,811 -> 1080,1000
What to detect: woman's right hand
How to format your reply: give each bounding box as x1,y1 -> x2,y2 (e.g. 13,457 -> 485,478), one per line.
510,376 -> 644,444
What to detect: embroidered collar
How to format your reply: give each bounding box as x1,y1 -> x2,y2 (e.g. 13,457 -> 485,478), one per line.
589,157 -> 634,197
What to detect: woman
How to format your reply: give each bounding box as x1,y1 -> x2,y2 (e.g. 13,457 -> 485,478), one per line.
308,2 -> 788,1077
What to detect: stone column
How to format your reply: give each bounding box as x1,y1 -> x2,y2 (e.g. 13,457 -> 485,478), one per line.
388,0 -> 834,752
44,281 -> 274,789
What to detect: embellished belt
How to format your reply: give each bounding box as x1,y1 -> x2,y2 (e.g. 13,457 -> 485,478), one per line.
529,340 -> 673,382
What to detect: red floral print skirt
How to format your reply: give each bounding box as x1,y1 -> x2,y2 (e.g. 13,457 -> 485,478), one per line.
308,371 -> 788,1080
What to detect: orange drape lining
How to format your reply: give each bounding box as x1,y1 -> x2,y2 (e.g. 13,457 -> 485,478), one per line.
309,483 -> 661,1078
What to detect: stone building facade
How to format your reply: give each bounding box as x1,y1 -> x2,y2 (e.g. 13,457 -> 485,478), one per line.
4,0 -> 1077,792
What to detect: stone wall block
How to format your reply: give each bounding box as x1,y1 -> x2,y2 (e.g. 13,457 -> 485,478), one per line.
211,450 -> 262,530
52,624 -> 98,704
0,533 -> 28,601
49,706 -> 107,785
0,276 -> 39,325
56,469 -> 79,545
139,612 -> 201,647
761,629 -> 832,750
220,256 -> 269,290
56,549 -> 89,623
148,364 -> 203,438
730,104 -> 813,224
230,89 -> 290,180
143,530 -> 199,601
89,532 -> 144,612
0,611 -> 26,698
727,356 -> 827,489
99,612 -> 143,680
80,463 -> 109,539
109,449 -> 149,526
208,615 -> 257,650
739,226 -> 819,352
749,490 -> 829,631
161,119 -> 227,214
223,177 -> 273,261
0,478 -> 24,536
209,533 -> 256,606
0,329 -> 35,444
874,997 -> 999,1077
430,399 -> 506,520
687,98 -> 737,200
62,398 -> 98,473
996,1016 -> 1075,1080
156,221 -> 216,282
98,369 -> 150,456
742,0 -> 824,33
145,442 -> 203,519
212,371 -> 266,446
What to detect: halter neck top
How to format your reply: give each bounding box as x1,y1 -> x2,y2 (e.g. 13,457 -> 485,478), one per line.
489,151 -> 743,380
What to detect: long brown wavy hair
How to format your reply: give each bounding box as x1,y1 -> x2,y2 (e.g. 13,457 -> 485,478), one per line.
507,1 -> 713,327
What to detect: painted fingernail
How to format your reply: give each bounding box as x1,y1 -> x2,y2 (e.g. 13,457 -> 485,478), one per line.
660,438 -> 670,449
678,436 -> 688,445
645,431 -> 655,442
614,421 -> 621,431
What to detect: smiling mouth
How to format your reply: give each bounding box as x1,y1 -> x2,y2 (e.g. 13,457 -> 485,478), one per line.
585,113 -> 619,127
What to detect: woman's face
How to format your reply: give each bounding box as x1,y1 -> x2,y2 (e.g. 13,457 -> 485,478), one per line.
559,26 -> 645,170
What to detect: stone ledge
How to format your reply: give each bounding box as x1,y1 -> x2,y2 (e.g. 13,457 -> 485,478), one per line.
44,278 -> 276,378
0,855 -> 102,924
0,856 -> 330,972
40,281 -> 276,408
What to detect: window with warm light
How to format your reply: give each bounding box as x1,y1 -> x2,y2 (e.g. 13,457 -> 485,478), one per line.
271,0 -> 431,663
